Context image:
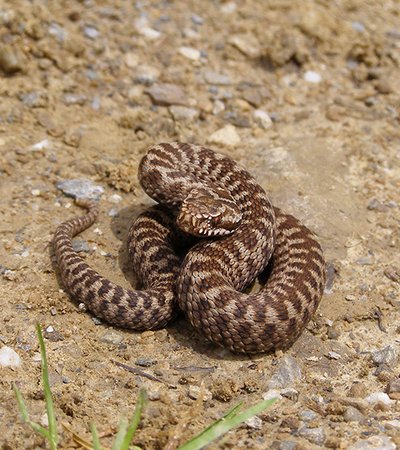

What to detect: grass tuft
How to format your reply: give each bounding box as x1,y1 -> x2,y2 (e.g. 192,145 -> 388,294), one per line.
14,324 -> 277,449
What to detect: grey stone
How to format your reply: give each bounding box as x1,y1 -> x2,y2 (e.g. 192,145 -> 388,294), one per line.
84,26 -> 100,39
72,240 -> 90,253
268,355 -> 302,389
63,93 -> 87,105
298,426 -> 325,445
280,387 -> 299,401
245,415 -> 262,429
372,345 -> 399,368
57,178 -> 104,200
298,409 -> 318,422
169,105 -> 199,122
344,406 -> 365,423
348,435 -> 396,450
100,330 -> 124,346
204,70 -> 232,86
146,83 -> 188,106
135,357 -> 157,367
271,441 -> 297,450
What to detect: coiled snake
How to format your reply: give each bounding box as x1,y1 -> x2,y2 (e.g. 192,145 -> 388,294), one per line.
53,142 -> 326,353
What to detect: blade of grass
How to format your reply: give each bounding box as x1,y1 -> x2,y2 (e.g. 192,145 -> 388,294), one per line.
36,323 -> 58,450
177,397 -> 278,450
91,423 -> 102,450
111,416 -> 128,450
118,388 -> 146,450
13,383 -> 51,440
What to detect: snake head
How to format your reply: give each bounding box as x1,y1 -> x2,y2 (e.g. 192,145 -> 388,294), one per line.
177,188 -> 242,237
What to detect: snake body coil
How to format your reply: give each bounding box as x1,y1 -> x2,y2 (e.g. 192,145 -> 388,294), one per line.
53,142 -> 326,353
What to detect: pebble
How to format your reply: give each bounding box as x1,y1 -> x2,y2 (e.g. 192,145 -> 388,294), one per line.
84,26 -> 100,39
57,178 -> 104,200
179,46 -> 201,61
124,52 -> 139,68
304,70 -> 322,83
349,382 -> 368,398
386,379 -> 400,400
212,100 -> 225,115
245,415 -> 263,429
72,240 -> 90,253
135,357 -> 157,367
272,441 -> 297,450
298,426 -> 325,445
147,390 -> 161,401
0,45 -> 24,74
375,79 -> 392,95
21,91 -> 48,108
191,14 -> 203,25
262,389 -> 281,401
348,435 -> 396,450
371,345 -> 399,368
229,34 -> 260,57
108,194 -> 122,204
188,385 -> 212,401
169,105 -> 199,122
204,70 -> 232,86
134,65 -> 160,85
63,93 -> 87,106
208,124 -> 240,147
146,83 -> 188,106
253,109 -> 273,129
29,139 -> 51,152
100,330 -> 124,346
268,355 -> 302,389
0,346 -> 21,368
356,255 -> 374,265
344,406 -> 365,423
43,328 -> 64,342
364,392 -> 393,406
280,387 -> 299,401
134,17 -> 161,40
298,409 -> 318,422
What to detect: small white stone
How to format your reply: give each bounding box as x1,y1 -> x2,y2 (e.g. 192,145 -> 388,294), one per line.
245,415 -> 263,429
32,352 -> 42,362
31,189 -> 41,196
327,351 -> 341,360
212,100 -> 225,115
108,194 -> 122,204
0,346 -> 21,368
124,52 -> 139,68
40,413 -> 49,427
221,2 -> 237,13
208,124 -> 240,147
30,139 -> 50,151
134,18 -> 161,40
179,46 -> 201,61
93,227 -> 103,235
262,389 -> 281,401
46,326 -> 54,333
253,109 -> 273,129
304,70 -> 322,83
365,392 -> 394,405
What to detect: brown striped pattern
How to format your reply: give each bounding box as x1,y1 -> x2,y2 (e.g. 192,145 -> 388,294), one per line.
53,142 -> 326,353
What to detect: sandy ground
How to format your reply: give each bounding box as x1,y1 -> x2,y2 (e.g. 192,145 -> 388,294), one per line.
1,1 -> 400,449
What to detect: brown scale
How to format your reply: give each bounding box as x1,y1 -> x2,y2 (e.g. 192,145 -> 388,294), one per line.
53,143 -> 326,353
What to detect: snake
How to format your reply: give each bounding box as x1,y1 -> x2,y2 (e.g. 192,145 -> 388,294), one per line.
53,142 -> 326,353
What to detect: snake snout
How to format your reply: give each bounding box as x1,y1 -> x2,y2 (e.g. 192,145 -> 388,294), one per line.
177,192 -> 242,237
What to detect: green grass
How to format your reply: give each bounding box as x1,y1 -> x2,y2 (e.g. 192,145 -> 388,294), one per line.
14,324 -> 277,449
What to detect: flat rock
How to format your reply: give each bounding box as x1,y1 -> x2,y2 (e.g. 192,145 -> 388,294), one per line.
268,355 -> 302,389
146,83 -> 188,106
57,178 -> 104,200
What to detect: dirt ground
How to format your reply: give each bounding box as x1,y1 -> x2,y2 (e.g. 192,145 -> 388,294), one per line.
1,1 -> 400,449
